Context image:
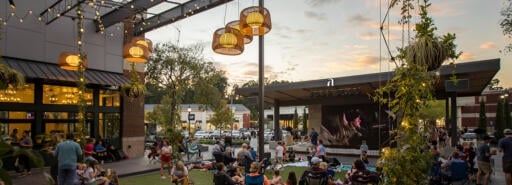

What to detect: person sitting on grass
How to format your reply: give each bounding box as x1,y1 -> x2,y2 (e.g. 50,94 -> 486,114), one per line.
231,166 -> 245,185
171,160 -> 189,185
270,170 -> 284,185
83,160 -> 110,185
343,159 -> 378,185
286,171 -> 298,185
319,162 -> 336,185
299,157 -> 329,185
246,162 -> 270,185
213,162 -> 238,185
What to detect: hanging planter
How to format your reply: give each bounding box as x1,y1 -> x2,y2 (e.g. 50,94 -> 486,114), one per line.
0,64 -> 25,90
121,83 -> 146,98
403,37 -> 449,71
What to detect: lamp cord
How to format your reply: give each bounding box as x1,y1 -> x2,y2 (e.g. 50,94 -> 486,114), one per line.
223,3 -> 228,25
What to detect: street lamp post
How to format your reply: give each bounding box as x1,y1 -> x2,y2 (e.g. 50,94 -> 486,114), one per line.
187,106 -> 192,137
231,106 -> 236,137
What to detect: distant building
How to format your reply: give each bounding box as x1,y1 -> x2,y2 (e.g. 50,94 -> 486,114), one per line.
144,104 -> 250,131
458,89 -> 511,129
264,106 -> 309,129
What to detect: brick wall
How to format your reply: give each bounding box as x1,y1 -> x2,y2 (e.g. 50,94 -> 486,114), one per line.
122,136 -> 145,158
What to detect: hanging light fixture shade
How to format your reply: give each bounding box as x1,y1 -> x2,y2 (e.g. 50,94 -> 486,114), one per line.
131,37 -> 153,53
123,42 -> 150,62
226,20 -> 253,44
240,6 -> 271,36
58,52 -> 88,71
212,26 -> 244,55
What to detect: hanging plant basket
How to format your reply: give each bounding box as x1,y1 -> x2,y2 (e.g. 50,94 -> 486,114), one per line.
404,37 -> 449,71
0,64 -> 25,90
122,83 -> 146,98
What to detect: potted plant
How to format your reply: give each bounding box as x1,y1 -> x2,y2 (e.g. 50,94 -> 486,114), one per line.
0,63 -> 25,90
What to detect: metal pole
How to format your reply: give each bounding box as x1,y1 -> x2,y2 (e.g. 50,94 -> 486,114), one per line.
257,0 -> 265,158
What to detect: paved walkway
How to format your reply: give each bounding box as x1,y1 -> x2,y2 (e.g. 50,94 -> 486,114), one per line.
10,144 -> 506,185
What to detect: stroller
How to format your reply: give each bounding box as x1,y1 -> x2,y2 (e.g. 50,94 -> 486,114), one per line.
147,142 -> 159,161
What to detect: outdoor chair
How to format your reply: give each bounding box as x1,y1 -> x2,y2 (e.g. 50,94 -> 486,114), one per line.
245,174 -> 264,185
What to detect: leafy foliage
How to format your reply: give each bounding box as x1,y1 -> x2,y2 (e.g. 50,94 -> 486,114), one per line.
505,96 -> 512,129
209,100 -> 235,131
501,0 -> 512,53
145,43 -> 226,126
478,99 -> 488,137
293,108 -> 300,129
374,0 -> 461,184
302,107 -> 308,136
495,99 -> 506,140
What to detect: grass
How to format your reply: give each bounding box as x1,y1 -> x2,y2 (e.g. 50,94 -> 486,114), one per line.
119,167 -> 347,185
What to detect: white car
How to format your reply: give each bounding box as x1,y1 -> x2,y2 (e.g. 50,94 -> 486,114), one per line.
231,130 -> 241,138
194,131 -> 209,139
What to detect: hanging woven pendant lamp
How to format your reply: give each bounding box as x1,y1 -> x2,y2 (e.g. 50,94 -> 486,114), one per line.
123,42 -> 150,62
226,20 -> 253,44
212,26 -> 244,55
58,52 -> 88,71
240,6 -> 271,36
131,37 -> 153,53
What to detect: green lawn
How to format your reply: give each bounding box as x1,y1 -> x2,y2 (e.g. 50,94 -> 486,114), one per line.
119,167 -> 346,185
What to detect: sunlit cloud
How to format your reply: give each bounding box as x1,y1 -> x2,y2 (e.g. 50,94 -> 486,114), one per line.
480,42 -> 496,49
458,52 -> 474,61
347,14 -> 401,30
305,0 -> 341,7
304,11 -> 327,21
429,2 -> 464,17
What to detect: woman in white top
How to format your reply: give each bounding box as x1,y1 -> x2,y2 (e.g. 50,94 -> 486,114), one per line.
83,160 -> 109,185
160,140 -> 173,179
250,131 -> 258,152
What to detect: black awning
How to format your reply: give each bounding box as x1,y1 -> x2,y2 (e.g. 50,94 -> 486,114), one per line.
3,57 -> 130,86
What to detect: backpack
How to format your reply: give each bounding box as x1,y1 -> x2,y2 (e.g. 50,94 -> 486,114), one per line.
305,171 -> 328,185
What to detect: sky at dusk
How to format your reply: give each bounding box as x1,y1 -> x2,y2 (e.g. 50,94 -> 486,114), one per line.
146,0 -> 512,88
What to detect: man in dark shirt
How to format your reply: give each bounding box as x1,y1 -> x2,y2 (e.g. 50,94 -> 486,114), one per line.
299,157 -> 329,185
499,129 -> 512,185
310,128 -> 319,146
476,135 -> 496,185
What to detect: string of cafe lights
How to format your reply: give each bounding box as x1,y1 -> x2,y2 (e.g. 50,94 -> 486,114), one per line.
2,0 -> 207,36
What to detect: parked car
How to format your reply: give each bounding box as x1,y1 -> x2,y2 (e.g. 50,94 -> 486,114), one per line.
194,131 -> 209,139
231,130 -> 241,139
462,132 -> 477,140
210,130 -> 221,139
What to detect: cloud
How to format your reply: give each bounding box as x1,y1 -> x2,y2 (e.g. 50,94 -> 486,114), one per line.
358,32 -> 379,40
429,2 -> 464,17
304,11 -> 327,21
347,14 -> 401,30
352,55 -> 381,68
458,52 -> 474,61
305,0 -> 340,7
480,42 -> 496,49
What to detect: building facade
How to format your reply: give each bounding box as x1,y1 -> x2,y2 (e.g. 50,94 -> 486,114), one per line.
0,1 -> 145,157
458,89 -> 511,130
144,104 -> 251,132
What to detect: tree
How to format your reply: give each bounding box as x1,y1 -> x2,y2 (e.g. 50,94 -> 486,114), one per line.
418,100 -> 445,123
302,107 -> 308,136
478,99 -> 488,138
145,42 -> 227,127
505,96 -> 512,129
293,108 -> 299,129
501,0 -> 512,53
209,100 -> 235,132
374,0 -> 460,184
496,98 -> 506,140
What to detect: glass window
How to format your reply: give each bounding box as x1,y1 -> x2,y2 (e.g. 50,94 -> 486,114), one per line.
0,84 -> 34,103
45,122 -> 90,136
43,85 -> 93,105
0,111 -> 35,119
0,123 -> 31,143
99,90 -> 120,107
99,113 -> 120,147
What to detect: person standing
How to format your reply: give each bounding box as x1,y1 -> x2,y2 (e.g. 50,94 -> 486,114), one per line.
309,128 -> 319,146
360,140 -> 368,154
54,133 -> 82,185
275,141 -> 284,169
159,140 -> 172,179
476,135 -> 497,185
18,130 -> 33,176
315,140 -> 326,162
250,131 -> 258,153
499,129 -> 512,185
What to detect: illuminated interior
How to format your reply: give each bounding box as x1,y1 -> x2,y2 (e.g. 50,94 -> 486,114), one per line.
100,90 -> 120,107
0,84 -> 35,103
43,85 -> 93,105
